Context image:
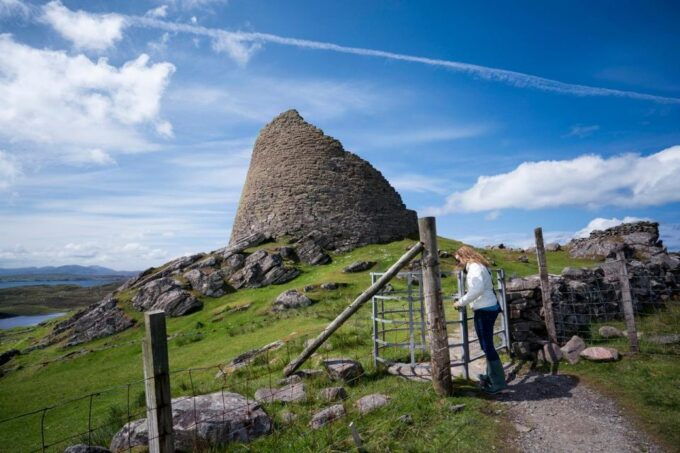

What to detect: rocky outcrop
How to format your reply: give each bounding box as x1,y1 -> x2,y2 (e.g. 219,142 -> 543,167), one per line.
48,296 -> 135,347
132,278 -> 202,317
109,392 -> 272,452
228,250 -> 299,289
230,110 -> 418,252
183,269 -> 231,297
568,221 -> 665,259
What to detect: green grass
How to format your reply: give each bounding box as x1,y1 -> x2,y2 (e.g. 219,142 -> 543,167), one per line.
0,238 -> 602,452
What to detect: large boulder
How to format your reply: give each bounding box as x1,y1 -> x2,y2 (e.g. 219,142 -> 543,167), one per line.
109,392 -> 272,452
132,278 -> 202,317
272,290 -> 312,312
49,296 -> 135,347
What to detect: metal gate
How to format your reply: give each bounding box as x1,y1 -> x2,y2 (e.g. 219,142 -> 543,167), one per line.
371,269 -> 511,380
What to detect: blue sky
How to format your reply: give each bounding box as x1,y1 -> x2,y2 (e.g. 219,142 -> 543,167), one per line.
0,0 -> 679,270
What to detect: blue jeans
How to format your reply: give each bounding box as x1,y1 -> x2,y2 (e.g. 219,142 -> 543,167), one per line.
474,307 -> 500,361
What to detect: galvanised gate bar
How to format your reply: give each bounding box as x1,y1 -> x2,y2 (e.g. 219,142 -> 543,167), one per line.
370,269 -> 511,379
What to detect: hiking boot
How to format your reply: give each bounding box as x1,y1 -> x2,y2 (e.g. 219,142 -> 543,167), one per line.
477,361 -> 491,386
482,359 -> 507,394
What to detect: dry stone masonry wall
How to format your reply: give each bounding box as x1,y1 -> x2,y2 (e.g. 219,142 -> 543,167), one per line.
230,110 -> 418,251
508,222 -> 680,358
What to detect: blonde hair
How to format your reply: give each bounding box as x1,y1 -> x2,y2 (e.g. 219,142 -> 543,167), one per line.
454,245 -> 491,267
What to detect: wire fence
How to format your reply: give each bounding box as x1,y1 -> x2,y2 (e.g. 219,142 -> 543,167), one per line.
549,259 -> 680,355
0,312 -> 396,453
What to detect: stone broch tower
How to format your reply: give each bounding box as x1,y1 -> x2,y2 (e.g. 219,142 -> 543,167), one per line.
230,110 -> 418,250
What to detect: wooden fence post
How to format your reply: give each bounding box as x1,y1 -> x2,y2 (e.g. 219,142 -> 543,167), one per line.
143,310 -> 174,453
534,227 -> 558,344
418,217 -> 453,397
616,251 -> 639,353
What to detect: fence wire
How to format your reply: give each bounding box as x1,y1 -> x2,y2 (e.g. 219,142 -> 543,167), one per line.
548,260 -> 680,355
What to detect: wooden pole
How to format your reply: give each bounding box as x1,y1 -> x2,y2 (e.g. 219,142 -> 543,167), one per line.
419,217 -> 453,397
283,241 -> 424,377
534,227 -> 558,344
143,311 -> 174,453
616,251 -> 639,353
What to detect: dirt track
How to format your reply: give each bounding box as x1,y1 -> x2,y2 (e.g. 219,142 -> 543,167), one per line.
497,370 -> 663,453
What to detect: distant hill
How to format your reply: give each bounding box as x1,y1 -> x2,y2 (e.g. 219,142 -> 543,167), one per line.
0,265 -> 138,277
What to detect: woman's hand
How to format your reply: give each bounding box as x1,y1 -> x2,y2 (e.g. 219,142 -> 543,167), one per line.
453,300 -> 464,309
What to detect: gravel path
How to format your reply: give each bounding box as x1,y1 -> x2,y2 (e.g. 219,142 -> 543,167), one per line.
497,370 -> 663,453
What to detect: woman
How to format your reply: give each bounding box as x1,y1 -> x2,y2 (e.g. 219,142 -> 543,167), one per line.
452,246 -> 507,394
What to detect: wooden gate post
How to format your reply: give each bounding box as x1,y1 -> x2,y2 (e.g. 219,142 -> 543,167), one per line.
616,251 -> 639,353
143,310 -> 174,453
418,217 -> 453,396
534,227 -> 558,344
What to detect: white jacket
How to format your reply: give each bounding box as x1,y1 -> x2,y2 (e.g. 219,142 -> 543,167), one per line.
458,263 -> 498,310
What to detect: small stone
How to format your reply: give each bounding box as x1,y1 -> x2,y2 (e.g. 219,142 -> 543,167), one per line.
278,374 -> 302,386
598,326 -> 623,339
398,414 -> 413,425
560,335 -> 586,364
310,404 -> 345,429
542,343 -> 562,364
517,255 -> 529,263
63,445 -> 111,453
356,393 -> 390,414
254,382 -> 306,403
646,333 -> 680,345
303,285 -> 317,292
580,346 -> 620,362
323,358 -> 364,383
514,423 -> 533,433
319,387 -> 348,402
279,409 -> 298,424
448,404 -> 466,413
343,261 -> 376,273
320,282 -> 341,290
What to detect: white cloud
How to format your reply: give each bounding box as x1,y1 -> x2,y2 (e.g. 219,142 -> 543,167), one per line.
0,0 -> 30,18
160,0 -> 228,11
210,31 -> 261,66
564,124 -> 600,138
433,145 -> 680,214
146,5 -> 168,18
63,149 -> 117,166
484,211 -> 500,221
0,150 -> 21,189
42,1 -> 125,51
574,216 -> 649,238
0,34 -> 175,156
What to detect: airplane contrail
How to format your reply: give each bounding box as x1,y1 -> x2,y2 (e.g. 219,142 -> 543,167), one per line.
128,16 -> 680,105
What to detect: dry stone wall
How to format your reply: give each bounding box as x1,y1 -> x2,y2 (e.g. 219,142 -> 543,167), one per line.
230,110 -> 418,251
509,221 -> 679,357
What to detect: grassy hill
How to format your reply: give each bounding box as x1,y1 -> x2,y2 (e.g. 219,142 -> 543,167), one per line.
0,237 -> 602,451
